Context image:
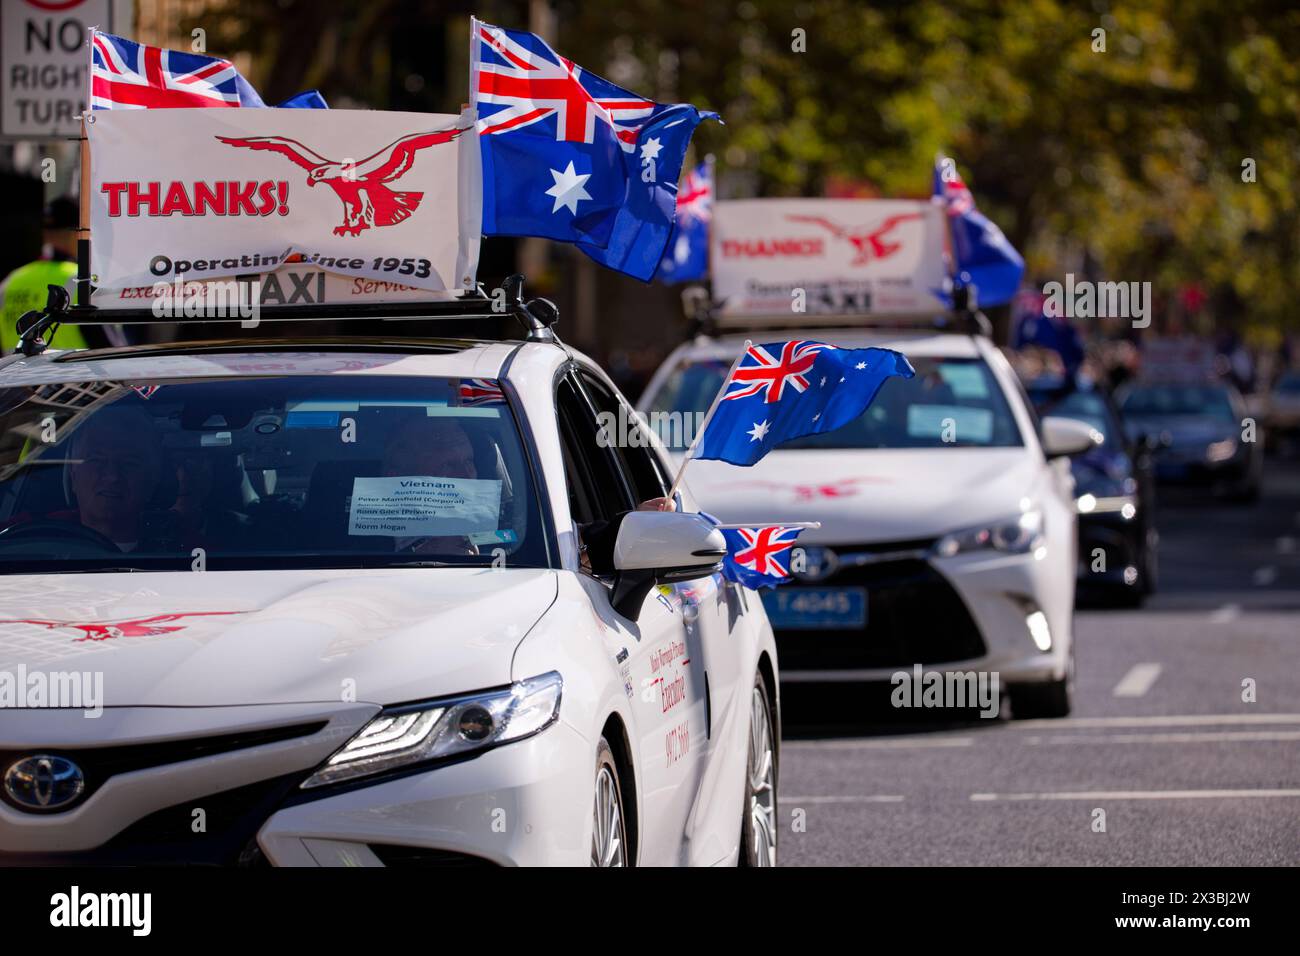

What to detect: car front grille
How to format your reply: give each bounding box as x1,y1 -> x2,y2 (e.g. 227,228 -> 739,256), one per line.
0,721 -> 326,815
775,551 -> 986,671
0,773 -> 305,866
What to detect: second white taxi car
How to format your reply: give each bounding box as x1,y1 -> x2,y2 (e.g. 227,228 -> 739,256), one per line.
0,306 -> 779,866
640,319 -> 1099,718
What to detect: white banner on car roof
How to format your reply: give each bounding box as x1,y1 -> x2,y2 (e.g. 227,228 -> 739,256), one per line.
87,106 -> 482,308
710,198 -> 947,322
88,263 -> 439,311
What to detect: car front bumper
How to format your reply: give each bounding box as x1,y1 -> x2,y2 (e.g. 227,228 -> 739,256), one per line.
0,704 -> 592,867
258,718 -> 592,867
771,541 -> 1072,686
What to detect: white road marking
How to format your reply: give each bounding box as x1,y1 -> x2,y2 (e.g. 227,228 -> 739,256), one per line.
1209,603 -> 1241,623
780,794 -> 905,804
1023,729 -> 1300,745
1008,713 -> 1300,730
971,789 -> 1300,802
785,737 -> 975,751
1112,662 -> 1162,697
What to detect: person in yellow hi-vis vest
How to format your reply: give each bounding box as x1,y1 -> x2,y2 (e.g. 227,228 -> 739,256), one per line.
0,197 -> 90,355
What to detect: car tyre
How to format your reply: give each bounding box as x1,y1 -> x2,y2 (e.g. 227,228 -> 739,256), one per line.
590,737 -> 628,867
739,671 -> 778,867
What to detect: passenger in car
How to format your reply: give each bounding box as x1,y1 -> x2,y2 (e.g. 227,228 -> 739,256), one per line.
377,416 -> 674,564
380,417 -> 483,555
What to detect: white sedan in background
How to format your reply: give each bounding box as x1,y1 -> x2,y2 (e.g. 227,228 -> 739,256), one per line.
641,323 -> 1099,718
0,335 -> 779,866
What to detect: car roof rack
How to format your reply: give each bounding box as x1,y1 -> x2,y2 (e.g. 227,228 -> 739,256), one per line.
683,284 -> 992,339
14,273 -> 560,358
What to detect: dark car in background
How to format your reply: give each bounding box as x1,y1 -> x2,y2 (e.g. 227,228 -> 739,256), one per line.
1263,370 -> 1300,454
1116,381 -> 1262,503
1026,377 -> 1158,607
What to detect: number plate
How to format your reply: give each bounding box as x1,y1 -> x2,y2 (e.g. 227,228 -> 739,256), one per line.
760,587 -> 867,630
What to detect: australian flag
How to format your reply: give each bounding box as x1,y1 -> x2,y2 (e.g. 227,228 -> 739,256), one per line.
718,525 -> 805,590
696,341 -> 915,466
657,160 -> 712,283
471,18 -> 718,281
932,155 -> 1023,307
91,31 -> 327,110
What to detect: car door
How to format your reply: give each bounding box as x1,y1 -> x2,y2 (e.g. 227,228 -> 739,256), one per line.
574,368 -> 748,862
555,371 -> 707,865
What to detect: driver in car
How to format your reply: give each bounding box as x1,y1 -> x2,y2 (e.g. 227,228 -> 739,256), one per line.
66,406 -> 166,551
1,403 -> 168,552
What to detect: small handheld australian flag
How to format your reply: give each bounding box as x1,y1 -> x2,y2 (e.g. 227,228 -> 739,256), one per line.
694,341 -> 915,467
718,525 -> 806,590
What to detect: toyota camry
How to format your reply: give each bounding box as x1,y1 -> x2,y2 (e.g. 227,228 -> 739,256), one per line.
0,304 -> 780,867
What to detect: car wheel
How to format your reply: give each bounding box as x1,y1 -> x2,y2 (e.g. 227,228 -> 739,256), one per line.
590,738 -> 628,867
739,672 -> 778,867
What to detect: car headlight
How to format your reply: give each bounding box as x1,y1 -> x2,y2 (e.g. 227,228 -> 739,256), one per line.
301,671 -> 563,789
933,510 -> 1045,558
1205,438 -> 1238,463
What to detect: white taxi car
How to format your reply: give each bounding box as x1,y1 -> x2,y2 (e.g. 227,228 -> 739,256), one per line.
640,320 -> 1098,718
0,312 -> 779,866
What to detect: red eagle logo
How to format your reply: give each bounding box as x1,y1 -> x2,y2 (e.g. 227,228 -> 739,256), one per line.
786,212 -> 924,265
216,128 -> 464,236
0,611 -> 247,642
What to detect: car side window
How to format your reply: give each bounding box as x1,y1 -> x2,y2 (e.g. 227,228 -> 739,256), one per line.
576,369 -> 671,503
1008,371 -> 1044,450
555,374 -> 635,523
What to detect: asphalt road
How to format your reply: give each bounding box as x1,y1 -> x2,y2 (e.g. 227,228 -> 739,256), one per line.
778,456 -> 1300,866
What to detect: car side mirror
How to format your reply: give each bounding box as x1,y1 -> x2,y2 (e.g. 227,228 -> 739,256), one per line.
610,511 -> 726,620
1041,415 -> 1103,459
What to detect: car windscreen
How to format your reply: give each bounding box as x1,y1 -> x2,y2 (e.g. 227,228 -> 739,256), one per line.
1120,384 -> 1235,421
0,375 -> 547,573
645,354 -> 1022,449
1027,387 -> 1121,451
